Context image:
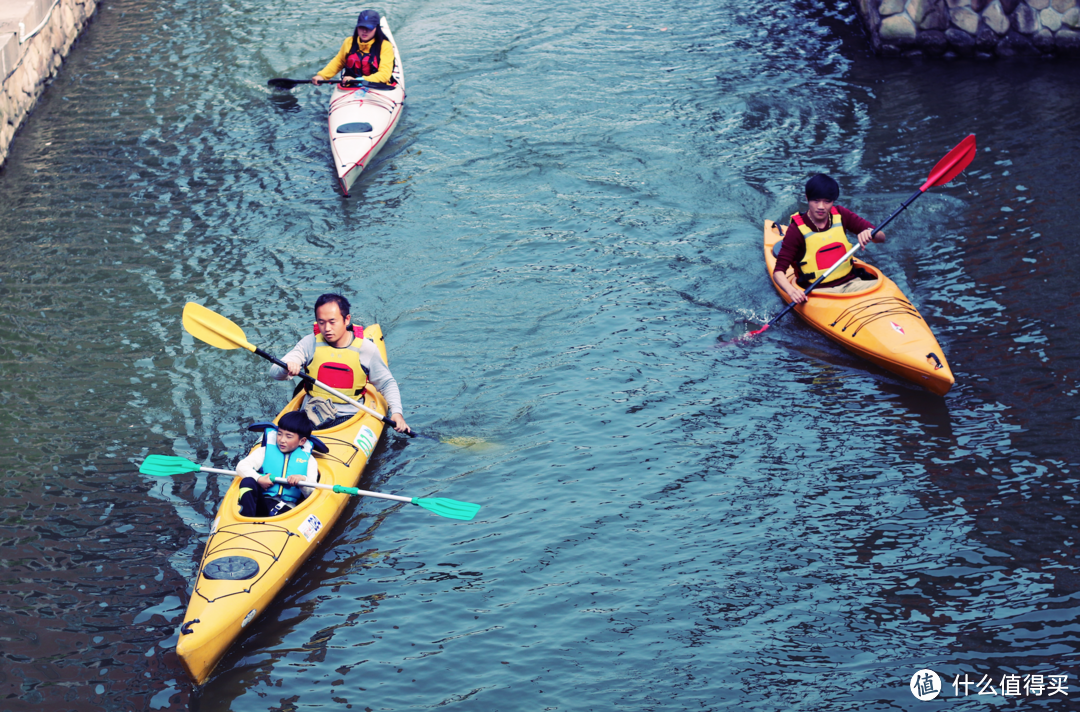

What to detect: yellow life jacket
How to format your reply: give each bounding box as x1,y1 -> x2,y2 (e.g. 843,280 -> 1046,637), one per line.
792,207 -> 854,284
307,334 -> 369,403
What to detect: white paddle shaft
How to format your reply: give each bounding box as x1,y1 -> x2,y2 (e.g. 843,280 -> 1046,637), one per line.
200,466 -> 413,503
307,378 -> 389,423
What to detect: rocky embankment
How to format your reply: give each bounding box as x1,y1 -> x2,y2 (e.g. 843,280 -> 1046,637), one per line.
1,0 -> 100,167
854,0 -> 1080,56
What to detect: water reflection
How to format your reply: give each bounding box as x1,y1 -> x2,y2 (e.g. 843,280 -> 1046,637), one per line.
266,93 -> 302,114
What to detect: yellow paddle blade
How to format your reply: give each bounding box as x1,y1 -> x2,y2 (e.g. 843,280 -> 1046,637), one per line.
182,302 -> 256,352
440,436 -> 495,450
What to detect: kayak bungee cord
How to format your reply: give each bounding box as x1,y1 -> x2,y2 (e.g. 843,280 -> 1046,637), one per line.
192,523 -> 294,604
830,296 -> 924,336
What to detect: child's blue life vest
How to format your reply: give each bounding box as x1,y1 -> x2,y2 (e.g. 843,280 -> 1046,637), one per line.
258,428 -> 315,505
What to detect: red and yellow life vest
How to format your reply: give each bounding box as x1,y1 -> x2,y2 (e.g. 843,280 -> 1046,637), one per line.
307,334 -> 369,403
344,32 -> 395,83
792,207 -> 853,284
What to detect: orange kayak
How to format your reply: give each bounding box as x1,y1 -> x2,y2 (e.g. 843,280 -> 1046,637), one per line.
764,220 -> 954,395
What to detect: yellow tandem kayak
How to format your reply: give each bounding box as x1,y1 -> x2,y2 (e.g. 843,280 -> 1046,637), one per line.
176,325 -> 390,684
764,220 -> 954,395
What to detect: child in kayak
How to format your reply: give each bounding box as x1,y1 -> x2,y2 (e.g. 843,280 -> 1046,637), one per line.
772,174 -> 886,304
236,411 -> 320,517
311,9 -> 396,87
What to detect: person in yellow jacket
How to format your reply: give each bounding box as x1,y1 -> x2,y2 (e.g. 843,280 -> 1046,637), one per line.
311,10 -> 396,86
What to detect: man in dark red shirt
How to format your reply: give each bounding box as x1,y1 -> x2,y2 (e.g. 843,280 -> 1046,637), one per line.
773,174 -> 885,304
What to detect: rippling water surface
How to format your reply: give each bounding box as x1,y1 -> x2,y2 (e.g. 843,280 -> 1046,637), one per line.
2,0 -> 1080,709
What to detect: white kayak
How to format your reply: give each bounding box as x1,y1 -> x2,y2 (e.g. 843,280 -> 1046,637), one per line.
328,18 -> 406,196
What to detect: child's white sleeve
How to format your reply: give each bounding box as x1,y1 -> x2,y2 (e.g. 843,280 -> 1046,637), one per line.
236,447 -> 266,480
300,456 -> 320,497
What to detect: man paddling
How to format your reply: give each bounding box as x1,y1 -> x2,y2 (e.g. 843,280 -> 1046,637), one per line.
271,293 -> 411,433
311,10 -> 397,86
772,174 -> 886,304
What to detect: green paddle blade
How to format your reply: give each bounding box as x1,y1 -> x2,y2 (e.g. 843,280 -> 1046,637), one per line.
412,498 -> 482,521
139,454 -> 201,477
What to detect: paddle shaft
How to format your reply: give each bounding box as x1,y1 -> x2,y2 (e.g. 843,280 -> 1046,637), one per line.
202,465 -> 413,504
268,78 -> 348,88
763,187 -> 922,330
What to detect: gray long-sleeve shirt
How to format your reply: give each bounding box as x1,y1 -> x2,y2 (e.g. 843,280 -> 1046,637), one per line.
269,333 -> 404,416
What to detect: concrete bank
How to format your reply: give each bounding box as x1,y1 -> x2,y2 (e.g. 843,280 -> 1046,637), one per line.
854,0 -> 1080,57
0,0 -> 100,168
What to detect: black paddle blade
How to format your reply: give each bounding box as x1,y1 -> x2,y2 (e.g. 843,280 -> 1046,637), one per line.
267,78 -> 310,89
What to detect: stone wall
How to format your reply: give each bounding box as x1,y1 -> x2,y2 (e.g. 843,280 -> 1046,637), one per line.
0,0 -> 101,168
852,0 -> 1080,57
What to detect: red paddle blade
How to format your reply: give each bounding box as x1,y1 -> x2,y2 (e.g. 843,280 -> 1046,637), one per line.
746,324 -> 770,337
920,134 -> 976,191
714,322 -> 770,347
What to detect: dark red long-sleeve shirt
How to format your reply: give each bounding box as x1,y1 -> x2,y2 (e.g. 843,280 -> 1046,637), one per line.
774,205 -> 874,286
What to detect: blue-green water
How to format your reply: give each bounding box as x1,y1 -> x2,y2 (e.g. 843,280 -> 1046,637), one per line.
2,0 -> 1080,709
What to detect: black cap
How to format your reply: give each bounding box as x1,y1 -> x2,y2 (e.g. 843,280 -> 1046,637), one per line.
356,10 -> 380,29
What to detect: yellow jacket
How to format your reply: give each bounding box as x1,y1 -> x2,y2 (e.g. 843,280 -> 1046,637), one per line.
316,35 -> 395,85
